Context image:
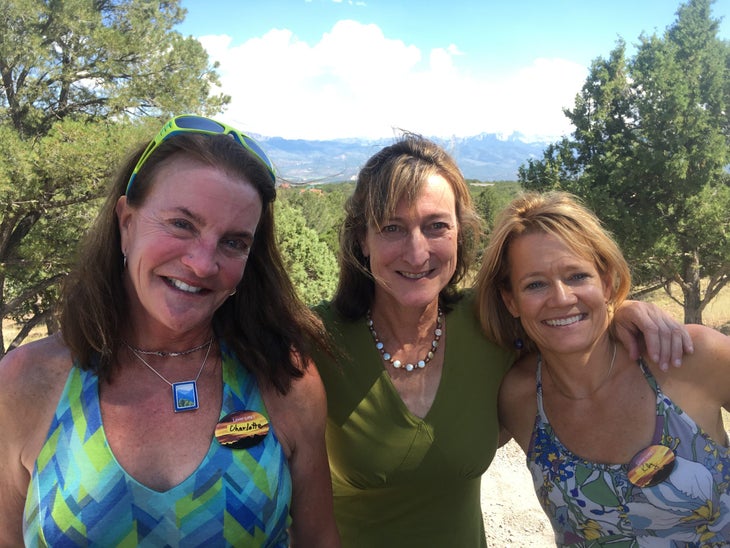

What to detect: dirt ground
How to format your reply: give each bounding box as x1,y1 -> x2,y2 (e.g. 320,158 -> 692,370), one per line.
481,439 -> 554,547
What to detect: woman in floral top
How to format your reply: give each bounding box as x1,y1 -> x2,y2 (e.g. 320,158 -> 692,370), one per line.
476,191 -> 730,547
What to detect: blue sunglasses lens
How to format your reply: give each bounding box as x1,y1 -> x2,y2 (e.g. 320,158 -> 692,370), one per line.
174,116 -> 226,133
241,135 -> 274,170
177,116 -> 274,173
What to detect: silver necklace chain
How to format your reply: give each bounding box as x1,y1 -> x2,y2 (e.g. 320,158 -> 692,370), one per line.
124,338 -> 213,358
367,308 -> 443,372
127,339 -> 213,387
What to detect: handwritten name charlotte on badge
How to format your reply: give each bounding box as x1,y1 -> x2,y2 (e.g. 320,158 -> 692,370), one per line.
215,410 -> 270,449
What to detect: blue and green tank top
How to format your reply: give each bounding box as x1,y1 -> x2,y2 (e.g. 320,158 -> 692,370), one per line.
23,341 -> 292,547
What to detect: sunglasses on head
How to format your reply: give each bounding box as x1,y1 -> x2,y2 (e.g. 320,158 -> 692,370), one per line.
125,115 -> 276,195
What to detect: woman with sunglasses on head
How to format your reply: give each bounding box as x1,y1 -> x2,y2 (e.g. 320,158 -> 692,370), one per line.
477,191 -> 730,546
0,115 -> 340,546
311,134 -> 692,547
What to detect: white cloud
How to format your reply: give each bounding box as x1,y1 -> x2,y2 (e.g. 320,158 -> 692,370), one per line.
199,21 -> 587,141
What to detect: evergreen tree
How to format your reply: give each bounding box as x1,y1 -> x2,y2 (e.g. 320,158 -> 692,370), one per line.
0,0 -> 228,353
275,201 -> 338,306
519,0 -> 730,323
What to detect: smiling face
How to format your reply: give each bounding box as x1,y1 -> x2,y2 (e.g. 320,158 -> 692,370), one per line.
360,173 -> 459,311
501,231 -> 612,355
116,155 -> 263,341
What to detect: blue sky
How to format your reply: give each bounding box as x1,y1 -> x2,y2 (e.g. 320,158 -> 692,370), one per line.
176,0 -> 730,141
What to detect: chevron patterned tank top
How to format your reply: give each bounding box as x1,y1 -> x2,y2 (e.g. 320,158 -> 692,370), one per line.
23,341 -> 292,547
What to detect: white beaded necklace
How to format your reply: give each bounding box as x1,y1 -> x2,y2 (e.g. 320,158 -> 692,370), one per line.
367,308 -> 443,372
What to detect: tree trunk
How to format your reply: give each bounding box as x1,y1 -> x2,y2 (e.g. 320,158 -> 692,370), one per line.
682,250 -> 703,325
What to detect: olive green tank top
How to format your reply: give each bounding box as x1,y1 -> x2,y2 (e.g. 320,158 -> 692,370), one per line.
313,292 -> 513,547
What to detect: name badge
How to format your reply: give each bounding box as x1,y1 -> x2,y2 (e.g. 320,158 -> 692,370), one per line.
627,444 -> 676,487
215,410 -> 270,449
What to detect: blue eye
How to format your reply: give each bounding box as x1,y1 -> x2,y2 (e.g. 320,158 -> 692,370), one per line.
424,221 -> 450,236
172,219 -> 194,230
221,238 -> 251,256
570,272 -> 591,282
525,281 -> 545,291
379,225 -> 406,240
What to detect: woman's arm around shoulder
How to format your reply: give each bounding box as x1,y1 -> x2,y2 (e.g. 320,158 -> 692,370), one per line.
262,358 -> 340,547
0,335 -> 72,546
497,353 -> 539,455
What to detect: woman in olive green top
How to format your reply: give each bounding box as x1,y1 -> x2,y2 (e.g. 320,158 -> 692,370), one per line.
312,133 -> 691,547
315,292 -> 511,547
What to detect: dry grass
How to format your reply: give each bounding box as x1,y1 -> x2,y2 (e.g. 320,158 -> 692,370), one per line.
640,281 -> 730,333
2,320 -> 45,350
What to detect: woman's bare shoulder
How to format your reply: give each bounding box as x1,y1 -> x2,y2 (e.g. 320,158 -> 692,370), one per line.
503,353 -> 539,389
648,325 -> 729,382
0,336 -> 74,541
1,334 -> 72,390
0,335 -> 73,434
671,324 -> 730,399
645,324 -> 730,440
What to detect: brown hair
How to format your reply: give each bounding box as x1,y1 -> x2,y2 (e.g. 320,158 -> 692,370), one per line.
475,191 -> 631,354
332,132 -> 482,319
60,130 -> 326,394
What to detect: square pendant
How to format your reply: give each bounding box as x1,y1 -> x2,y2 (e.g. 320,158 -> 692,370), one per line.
172,381 -> 199,412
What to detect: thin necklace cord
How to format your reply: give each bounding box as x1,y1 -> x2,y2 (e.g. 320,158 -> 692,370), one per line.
545,341 -> 617,401
127,339 -> 213,387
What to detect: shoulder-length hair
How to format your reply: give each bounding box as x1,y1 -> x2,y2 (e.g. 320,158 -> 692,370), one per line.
475,191 -> 631,354
332,132 -> 482,320
60,131 -> 326,394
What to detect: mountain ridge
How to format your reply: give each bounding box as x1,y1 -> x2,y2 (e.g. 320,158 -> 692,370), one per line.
256,132 -> 552,183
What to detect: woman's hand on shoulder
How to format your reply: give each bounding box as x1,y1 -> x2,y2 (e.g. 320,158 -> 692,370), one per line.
263,359 -> 340,547
0,335 -> 72,545
613,300 -> 693,371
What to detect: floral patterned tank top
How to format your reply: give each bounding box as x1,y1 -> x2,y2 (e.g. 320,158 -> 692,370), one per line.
527,357 -> 730,547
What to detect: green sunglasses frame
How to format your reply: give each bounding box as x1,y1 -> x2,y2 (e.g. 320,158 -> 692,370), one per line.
125,115 -> 276,195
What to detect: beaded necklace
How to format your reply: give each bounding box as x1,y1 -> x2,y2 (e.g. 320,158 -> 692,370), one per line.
366,308 -> 443,372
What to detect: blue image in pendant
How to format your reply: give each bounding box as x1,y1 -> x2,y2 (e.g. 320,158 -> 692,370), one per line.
172,381 -> 199,412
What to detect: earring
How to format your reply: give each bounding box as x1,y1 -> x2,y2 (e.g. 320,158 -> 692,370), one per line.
123,254 -> 127,269
229,289 -> 237,296
513,338 -> 524,350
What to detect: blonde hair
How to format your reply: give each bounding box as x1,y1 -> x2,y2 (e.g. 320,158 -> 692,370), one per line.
332,132 -> 482,319
475,191 -> 631,353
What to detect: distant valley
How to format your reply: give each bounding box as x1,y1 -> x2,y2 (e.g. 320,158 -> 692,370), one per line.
258,132 -> 551,183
